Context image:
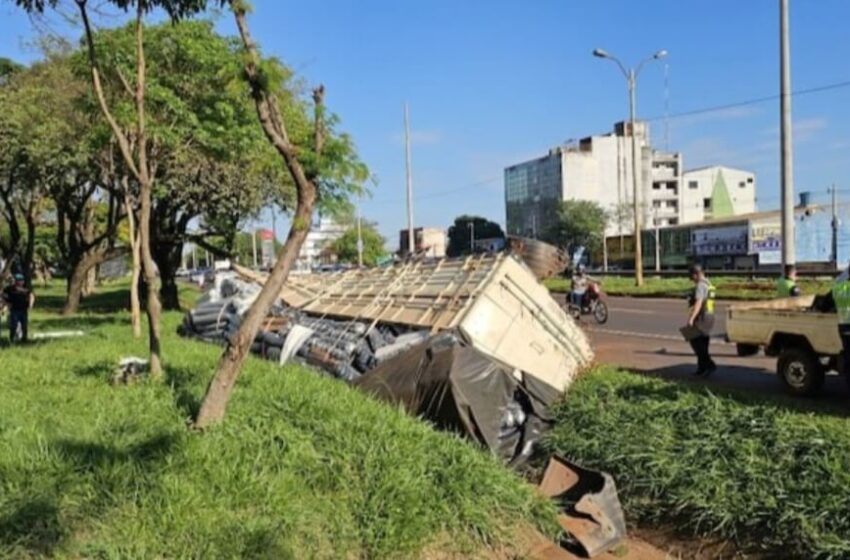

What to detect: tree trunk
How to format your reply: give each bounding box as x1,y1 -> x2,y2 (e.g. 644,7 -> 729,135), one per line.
195,191 -> 314,428
24,211 -> 36,289
126,198 -> 142,338
62,249 -> 101,315
194,5 -> 323,428
155,242 -> 182,311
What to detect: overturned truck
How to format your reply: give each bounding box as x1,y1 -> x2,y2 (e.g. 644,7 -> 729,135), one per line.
181,254 -> 594,463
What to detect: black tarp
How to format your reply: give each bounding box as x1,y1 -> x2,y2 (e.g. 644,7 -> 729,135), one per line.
354,331 -> 561,465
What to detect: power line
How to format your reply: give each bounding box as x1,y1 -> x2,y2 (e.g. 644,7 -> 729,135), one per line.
369,176 -> 501,205
645,79 -> 850,122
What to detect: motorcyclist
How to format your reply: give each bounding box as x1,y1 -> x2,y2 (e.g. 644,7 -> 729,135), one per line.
570,264 -> 590,309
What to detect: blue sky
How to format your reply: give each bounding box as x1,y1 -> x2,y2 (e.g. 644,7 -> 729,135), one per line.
2,0 -> 849,248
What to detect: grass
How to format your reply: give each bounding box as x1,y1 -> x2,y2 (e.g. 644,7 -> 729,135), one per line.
542,367 -> 850,560
0,280 -> 555,559
545,275 -> 833,300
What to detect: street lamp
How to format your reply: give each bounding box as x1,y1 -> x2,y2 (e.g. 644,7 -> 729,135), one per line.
593,47 -> 667,287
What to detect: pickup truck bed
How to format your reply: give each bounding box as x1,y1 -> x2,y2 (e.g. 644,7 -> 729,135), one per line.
726,296 -> 844,396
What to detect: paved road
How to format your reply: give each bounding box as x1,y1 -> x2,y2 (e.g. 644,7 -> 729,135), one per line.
553,294 -> 850,408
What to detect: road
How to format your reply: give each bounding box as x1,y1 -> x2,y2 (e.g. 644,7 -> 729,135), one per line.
553,294 -> 850,406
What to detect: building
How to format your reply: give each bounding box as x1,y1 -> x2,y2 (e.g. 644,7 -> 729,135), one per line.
505,121 -> 682,239
399,227 -> 447,258
602,193 -> 846,271
682,166 -> 756,223
295,216 -> 347,271
504,122 -> 756,239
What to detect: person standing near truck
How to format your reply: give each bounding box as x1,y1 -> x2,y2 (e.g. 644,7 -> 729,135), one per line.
832,265 -> 850,376
776,264 -> 801,297
686,264 -> 717,377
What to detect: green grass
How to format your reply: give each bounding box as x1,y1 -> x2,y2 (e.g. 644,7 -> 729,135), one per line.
545,275 -> 832,300
542,367 -> 850,560
1,281 -> 555,559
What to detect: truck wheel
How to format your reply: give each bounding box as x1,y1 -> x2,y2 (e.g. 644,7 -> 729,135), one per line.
736,343 -> 759,357
777,347 -> 825,397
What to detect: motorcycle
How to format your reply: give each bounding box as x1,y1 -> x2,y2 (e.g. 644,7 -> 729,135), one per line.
566,281 -> 609,324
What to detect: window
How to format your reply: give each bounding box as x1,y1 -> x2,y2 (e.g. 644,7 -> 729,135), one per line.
652,200 -> 662,208
689,180 -> 699,190
653,183 -> 661,190
668,218 -> 679,226
747,177 -> 754,184
704,198 -> 712,210
739,181 -> 746,189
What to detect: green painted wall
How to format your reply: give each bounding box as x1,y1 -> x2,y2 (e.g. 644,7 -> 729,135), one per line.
710,169 -> 735,218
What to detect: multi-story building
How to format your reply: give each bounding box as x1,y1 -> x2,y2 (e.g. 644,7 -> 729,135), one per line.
295,216 -> 348,271
505,121 -> 680,238
504,122 -> 755,240
681,166 -> 756,223
398,227 -> 447,258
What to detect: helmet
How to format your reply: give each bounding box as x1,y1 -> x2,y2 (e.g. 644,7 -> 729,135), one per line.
13,273 -> 24,283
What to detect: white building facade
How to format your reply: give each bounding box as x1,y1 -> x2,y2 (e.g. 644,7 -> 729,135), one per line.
681,166 -> 756,224
505,122 -> 755,239
295,216 -> 348,271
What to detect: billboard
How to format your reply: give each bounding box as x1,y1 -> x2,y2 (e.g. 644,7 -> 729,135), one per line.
692,225 -> 748,256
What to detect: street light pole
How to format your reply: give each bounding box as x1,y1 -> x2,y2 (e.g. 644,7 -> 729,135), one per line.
593,47 -> 667,287
356,201 -> 364,268
779,0 -> 796,267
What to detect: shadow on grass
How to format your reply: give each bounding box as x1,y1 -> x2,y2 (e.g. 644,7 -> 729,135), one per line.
31,314 -> 129,332
0,433 -> 180,556
623,363 -> 850,418
74,359 -> 115,380
165,365 -> 204,419
37,288 -> 131,315
0,498 -> 63,557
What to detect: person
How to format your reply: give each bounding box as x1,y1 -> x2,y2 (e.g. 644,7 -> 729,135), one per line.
1,273 -> 35,343
776,264 -> 801,297
570,264 -> 589,309
686,264 -> 717,377
832,264 -> 850,377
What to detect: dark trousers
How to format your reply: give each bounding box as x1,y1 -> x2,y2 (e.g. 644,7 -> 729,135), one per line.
689,334 -> 715,373
839,325 -> 850,375
9,309 -> 27,342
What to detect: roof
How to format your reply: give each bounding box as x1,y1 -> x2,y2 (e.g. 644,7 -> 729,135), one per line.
650,202 -> 834,232
684,165 -> 754,175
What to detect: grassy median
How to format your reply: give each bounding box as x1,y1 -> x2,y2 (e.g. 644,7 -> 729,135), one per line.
543,367 -> 850,560
545,275 -> 832,300
0,282 -> 554,559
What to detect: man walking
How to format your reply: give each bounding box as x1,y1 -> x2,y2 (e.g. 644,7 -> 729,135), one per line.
570,264 -> 589,309
1,273 -> 35,343
686,264 -> 716,377
832,264 -> 850,377
776,264 -> 801,297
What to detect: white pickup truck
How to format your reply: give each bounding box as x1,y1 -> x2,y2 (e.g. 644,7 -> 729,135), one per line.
726,295 -> 844,396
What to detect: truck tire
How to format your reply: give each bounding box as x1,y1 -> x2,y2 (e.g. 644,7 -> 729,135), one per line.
777,347 -> 825,397
736,343 -> 760,357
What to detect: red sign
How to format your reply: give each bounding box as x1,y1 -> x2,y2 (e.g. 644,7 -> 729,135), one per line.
258,229 -> 274,241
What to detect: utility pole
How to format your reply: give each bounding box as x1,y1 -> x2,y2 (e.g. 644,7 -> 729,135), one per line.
251,227 -> 258,269
404,103 -> 415,256
356,201 -> 364,268
602,232 -> 609,272
780,0 -> 796,267
831,184 -> 839,270
663,62 -> 670,152
594,47 -> 667,287
655,220 -> 661,273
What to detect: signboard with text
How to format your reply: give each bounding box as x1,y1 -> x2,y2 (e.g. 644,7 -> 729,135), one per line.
692,225 -> 748,256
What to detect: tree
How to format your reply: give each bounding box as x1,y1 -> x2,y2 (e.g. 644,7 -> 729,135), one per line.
330,223 -> 386,267
446,215 -> 504,257
546,200 -> 607,262
194,2 -> 368,428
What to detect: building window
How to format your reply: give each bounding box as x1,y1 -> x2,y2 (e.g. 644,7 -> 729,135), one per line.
739,181 -> 746,188
669,218 -> 678,226
747,177 -> 754,183
689,180 -> 699,189
704,198 -> 712,210
653,183 -> 661,190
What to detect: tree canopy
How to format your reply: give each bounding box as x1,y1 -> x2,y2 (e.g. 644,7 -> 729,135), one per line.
446,215 -> 504,257
330,222 -> 386,267
545,199 -> 608,260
